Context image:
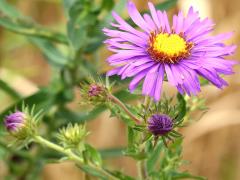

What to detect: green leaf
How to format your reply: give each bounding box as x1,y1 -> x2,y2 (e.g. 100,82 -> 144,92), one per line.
84,0 -> 127,53
132,125 -> 146,132
66,1 -> 98,51
0,0 -> 26,19
67,20 -> 88,51
127,127 -> 134,148
109,170 -> 135,180
102,0 -> 127,27
176,93 -> 187,122
99,147 -> 124,158
84,144 -> 102,166
30,38 -> 69,67
79,164 -> 107,180
155,0 -> 178,10
101,0 -> 114,10
0,79 -> 21,99
0,0 -> 69,67
115,89 -> 141,102
172,172 -> 207,180
62,0 -> 77,12
0,88 -> 56,120
123,149 -> 147,160
147,142 -> 163,174
0,0 -> 68,44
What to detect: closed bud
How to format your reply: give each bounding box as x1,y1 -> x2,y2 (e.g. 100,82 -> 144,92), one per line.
4,105 -> 41,141
80,79 -> 109,105
147,114 -> 173,136
4,111 -> 27,137
56,124 -> 89,150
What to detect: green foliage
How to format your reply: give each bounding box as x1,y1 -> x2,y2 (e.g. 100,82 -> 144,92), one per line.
0,0 -> 68,44
30,38 -> 69,67
0,0 -> 206,179
83,144 -> 103,166
155,0 -> 178,10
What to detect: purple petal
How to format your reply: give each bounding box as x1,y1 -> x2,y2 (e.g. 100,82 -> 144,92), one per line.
129,70 -> 148,92
148,2 -> 161,29
127,1 -> 151,33
142,64 -> 160,95
112,11 -> 148,39
153,65 -> 164,101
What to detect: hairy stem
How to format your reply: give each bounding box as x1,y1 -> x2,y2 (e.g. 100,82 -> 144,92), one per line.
33,136 -> 117,180
108,94 -> 141,124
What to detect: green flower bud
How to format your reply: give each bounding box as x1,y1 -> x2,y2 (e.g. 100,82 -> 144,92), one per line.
56,124 -> 89,150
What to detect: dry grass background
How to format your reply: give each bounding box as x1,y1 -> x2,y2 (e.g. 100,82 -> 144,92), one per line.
0,0 -> 240,179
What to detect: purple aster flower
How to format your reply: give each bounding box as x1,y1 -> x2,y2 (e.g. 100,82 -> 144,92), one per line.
4,111 -> 26,133
103,1 -> 237,101
148,114 -> 173,136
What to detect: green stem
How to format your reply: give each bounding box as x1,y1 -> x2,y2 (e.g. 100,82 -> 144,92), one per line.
108,94 -> 141,124
33,136 -> 118,180
137,161 -> 143,180
138,160 -> 148,180
143,96 -> 151,108
0,14 -> 68,44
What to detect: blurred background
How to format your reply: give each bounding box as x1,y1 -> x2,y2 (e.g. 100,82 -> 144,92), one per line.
0,0 -> 239,179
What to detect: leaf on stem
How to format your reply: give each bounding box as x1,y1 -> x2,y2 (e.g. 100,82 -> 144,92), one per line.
0,0 -> 68,44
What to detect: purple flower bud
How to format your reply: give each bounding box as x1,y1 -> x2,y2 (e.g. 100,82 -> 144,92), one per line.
4,111 -> 26,133
148,114 -> 173,136
88,84 -> 103,97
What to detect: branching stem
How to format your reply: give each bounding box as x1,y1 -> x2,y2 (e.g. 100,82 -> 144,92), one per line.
33,136 -> 118,180
108,94 -> 141,124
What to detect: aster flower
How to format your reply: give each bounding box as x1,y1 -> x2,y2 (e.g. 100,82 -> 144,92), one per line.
103,1 -> 237,101
140,96 -> 184,145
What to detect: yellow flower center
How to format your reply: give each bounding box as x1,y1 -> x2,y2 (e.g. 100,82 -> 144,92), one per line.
153,33 -> 187,56
147,32 -> 193,64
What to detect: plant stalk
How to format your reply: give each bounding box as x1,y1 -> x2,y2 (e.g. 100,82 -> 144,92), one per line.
108,94 -> 141,124
33,136 -> 117,180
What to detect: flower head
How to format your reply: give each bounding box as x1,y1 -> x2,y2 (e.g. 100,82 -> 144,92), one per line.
4,111 -> 26,134
103,1 -> 237,101
148,114 -> 173,136
4,105 -> 41,141
80,79 -> 110,106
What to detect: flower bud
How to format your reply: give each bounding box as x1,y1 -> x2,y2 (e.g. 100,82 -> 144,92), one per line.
147,114 -> 173,136
4,106 -> 41,141
56,124 -> 88,150
4,111 -> 26,135
80,81 -> 109,105
88,84 -> 104,97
